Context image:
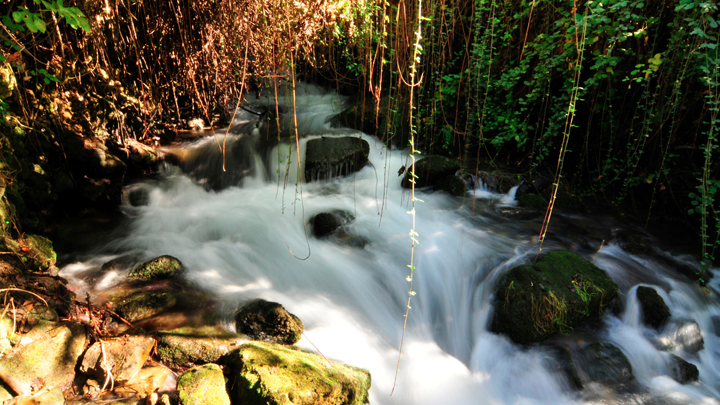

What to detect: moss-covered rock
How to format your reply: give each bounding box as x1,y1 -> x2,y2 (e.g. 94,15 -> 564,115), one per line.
491,251 -> 618,344
305,137 -> 370,182
15,234 -> 57,272
129,255 -> 184,280
435,175 -> 467,197
0,320 -> 86,396
178,363 -> 231,405
223,341 -> 371,405
517,194 -> 548,210
158,325 -> 243,368
110,290 -> 178,323
235,299 -> 303,345
636,286 -> 671,329
401,155 -> 460,189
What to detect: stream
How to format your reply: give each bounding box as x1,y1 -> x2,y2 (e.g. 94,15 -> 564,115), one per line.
61,83 -> 720,405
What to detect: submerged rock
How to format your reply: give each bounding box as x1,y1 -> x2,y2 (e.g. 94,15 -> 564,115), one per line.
129,255 -> 184,280
110,290 -> 178,323
178,363 -> 231,405
618,232 -> 650,255
311,210 -> 354,238
305,137 -> 370,181
158,325 -> 243,368
401,155 -> 460,189
0,321 -> 86,397
235,299 -> 303,345
491,251 -> 619,344
636,286 -> 671,329
670,354 -> 699,384
545,346 -> 583,390
223,341 -> 371,405
80,335 -> 156,383
577,342 -> 634,385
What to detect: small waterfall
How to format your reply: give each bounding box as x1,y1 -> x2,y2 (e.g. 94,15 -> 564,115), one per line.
61,83 -> 720,405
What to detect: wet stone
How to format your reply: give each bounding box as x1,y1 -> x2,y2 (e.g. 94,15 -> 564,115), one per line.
636,286 -> 671,329
669,354 -> 699,384
235,299 -> 303,345
577,342 -> 634,386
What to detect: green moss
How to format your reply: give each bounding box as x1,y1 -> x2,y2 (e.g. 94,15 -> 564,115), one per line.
158,325 -> 241,368
129,255 -> 184,280
225,341 -> 371,405
23,234 -> 57,271
178,363 -> 231,405
492,251 -> 618,344
517,194 -> 548,210
111,290 -> 177,323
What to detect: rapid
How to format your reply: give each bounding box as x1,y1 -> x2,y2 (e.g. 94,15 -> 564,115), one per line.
62,83 -> 720,405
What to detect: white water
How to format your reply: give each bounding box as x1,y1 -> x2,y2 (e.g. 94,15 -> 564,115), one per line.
62,83 -> 720,404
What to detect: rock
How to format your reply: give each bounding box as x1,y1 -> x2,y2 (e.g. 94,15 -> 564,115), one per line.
545,347 -> 583,390
636,286 -> 671,328
669,354 -> 699,384
101,254 -> 139,273
20,234 -> 57,272
712,316 -> 720,337
305,137 -> 370,181
110,290 -> 178,323
434,175 -> 467,197
401,155 -> 460,189
657,320 -> 704,354
235,299 -> 303,345
311,210 -> 354,238
126,140 -> 159,167
128,188 -> 150,207
517,194 -> 548,210
4,387 -> 65,405
114,366 -> 172,398
477,170 -> 520,194
0,321 -> 86,396
491,251 -> 619,344
177,363 -> 230,405
158,325 -> 243,368
129,256 -> 184,281
618,232 -> 649,255
80,335 -> 156,383
223,341 -> 371,405
577,342 -> 634,385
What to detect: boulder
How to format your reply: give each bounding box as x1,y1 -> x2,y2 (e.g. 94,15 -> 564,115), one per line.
0,321 -> 86,397
110,290 -> 178,323
235,299 -> 303,345
305,137 -> 370,181
311,210 -> 354,238
636,286 -> 671,328
657,320 -> 704,354
434,175 -> 467,197
80,335 -> 156,383
177,364 -> 230,405
577,342 -> 634,385
158,325 -> 243,368
129,255 -> 184,281
401,156 -> 460,189
669,354 -> 698,384
491,251 -> 618,344
545,347 -> 583,390
223,341 -> 371,405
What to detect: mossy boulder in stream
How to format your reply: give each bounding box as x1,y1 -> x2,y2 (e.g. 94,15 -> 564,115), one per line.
305,137 -> 370,181
110,290 -> 178,323
5,234 -> 57,272
178,363 -> 231,405
401,155 -> 460,189
235,299 -> 303,345
223,341 -> 371,405
129,255 -> 184,280
158,325 -> 243,368
491,251 -> 618,344
435,175 -> 467,197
